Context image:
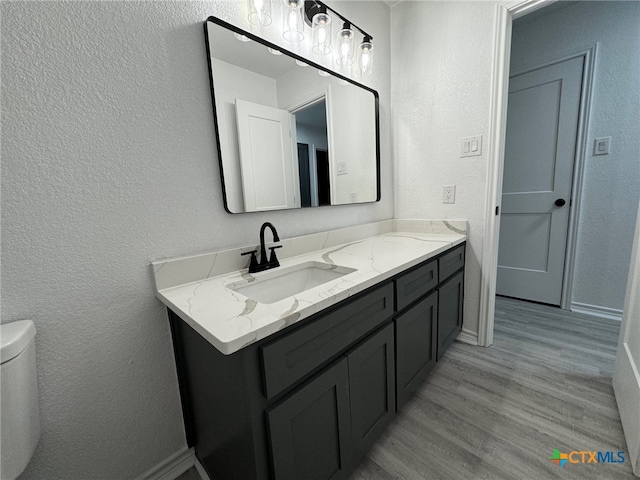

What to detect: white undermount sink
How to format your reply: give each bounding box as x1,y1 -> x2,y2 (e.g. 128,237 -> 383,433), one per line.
228,261 -> 356,304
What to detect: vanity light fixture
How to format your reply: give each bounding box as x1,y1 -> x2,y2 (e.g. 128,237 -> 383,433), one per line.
302,1 -> 373,74
336,22 -> 355,66
283,0 -> 305,42
248,0 -> 272,26
295,59 -> 308,67
268,47 -> 282,55
318,69 -> 330,77
310,5 -> 332,55
357,35 -> 374,76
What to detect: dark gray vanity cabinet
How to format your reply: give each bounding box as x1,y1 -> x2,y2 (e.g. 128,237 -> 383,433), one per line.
267,358 -> 353,480
267,323 -> 395,480
436,245 -> 465,360
168,242 -> 465,480
394,244 -> 465,408
347,323 -> 395,464
395,290 -> 438,409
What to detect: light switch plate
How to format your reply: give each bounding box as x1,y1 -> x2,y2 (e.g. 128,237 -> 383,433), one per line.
593,137 -> 611,156
461,135 -> 483,158
337,161 -> 348,175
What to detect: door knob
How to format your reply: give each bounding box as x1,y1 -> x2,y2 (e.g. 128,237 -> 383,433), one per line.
555,198 -> 566,207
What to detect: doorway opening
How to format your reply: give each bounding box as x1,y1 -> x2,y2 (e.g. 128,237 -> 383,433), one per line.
496,52 -> 587,308
293,98 -> 329,207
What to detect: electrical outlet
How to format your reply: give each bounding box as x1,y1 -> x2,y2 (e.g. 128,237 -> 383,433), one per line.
443,185 -> 456,204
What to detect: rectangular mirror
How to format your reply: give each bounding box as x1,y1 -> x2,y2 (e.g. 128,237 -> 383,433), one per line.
205,16 -> 380,213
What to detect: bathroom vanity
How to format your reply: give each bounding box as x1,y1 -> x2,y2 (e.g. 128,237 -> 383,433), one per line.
153,220 -> 466,480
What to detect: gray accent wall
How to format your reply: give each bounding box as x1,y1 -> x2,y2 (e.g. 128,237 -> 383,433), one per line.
511,1 -> 640,315
0,1 -> 391,478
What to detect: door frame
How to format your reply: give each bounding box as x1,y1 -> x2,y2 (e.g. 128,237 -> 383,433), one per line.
478,0 -> 596,346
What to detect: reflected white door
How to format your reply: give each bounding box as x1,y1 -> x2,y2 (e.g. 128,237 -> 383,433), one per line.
497,56 -> 583,305
236,99 -> 299,211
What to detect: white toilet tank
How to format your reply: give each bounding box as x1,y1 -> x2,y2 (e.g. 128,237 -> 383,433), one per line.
0,320 -> 40,480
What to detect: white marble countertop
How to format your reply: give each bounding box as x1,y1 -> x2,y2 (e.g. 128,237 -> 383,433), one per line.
153,220 -> 466,355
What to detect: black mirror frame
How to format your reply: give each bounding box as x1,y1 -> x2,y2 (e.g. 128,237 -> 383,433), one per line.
204,15 -> 381,214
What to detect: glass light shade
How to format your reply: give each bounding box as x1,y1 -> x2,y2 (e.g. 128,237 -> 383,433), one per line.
283,0 -> 304,42
357,38 -> 374,76
248,0 -> 272,26
234,32 -> 251,42
311,12 -> 332,55
336,25 -> 354,66
318,69 -> 330,77
268,47 -> 282,55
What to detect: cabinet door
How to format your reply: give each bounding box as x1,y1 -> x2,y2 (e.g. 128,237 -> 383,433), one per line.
437,270 -> 464,360
347,323 -> 395,464
395,290 -> 438,409
267,358 -> 353,480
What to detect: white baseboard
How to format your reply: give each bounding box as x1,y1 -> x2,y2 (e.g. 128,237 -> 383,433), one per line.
457,328 -> 478,346
136,446 -> 195,480
194,458 -> 212,480
570,302 -> 623,321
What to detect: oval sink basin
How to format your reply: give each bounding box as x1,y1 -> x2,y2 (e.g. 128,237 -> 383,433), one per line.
228,261 -> 356,304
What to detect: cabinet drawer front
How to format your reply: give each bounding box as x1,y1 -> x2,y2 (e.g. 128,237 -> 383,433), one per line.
262,283 -> 394,400
395,259 -> 438,311
439,244 -> 465,282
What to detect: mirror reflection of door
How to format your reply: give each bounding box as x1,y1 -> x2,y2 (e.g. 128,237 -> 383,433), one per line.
297,143 -> 312,208
235,99 -> 299,211
294,99 -> 328,207
316,149 -> 331,206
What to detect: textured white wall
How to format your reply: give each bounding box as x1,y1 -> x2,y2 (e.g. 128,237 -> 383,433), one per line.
0,1 -> 391,479
392,1 -> 498,337
510,1 -> 640,313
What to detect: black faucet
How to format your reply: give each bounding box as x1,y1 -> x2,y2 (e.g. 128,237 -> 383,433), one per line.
241,222 -> 282,273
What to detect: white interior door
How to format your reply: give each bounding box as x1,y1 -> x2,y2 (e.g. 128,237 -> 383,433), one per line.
236,99 -> 299,211
497,56 -> 584,305
613,197 -> 640,477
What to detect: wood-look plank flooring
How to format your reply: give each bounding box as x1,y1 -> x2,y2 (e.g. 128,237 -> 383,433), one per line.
178,296 -> 635,480
350,296 -> 634,480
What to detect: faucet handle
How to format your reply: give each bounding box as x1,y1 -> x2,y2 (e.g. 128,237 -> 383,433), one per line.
241,249 -> 259,273
268,245 -> 282,268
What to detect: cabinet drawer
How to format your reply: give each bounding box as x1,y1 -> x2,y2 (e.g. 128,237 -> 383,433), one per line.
261,283 -> 394,400
439,244 -> 465,282
395,259 -> 438,311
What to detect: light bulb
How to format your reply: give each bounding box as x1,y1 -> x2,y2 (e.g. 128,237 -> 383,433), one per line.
312,12 -> 331,55
283,0 -> 304,42
357,37 -> 374,76
336,23 -> 354,66
248,0 -> 271,27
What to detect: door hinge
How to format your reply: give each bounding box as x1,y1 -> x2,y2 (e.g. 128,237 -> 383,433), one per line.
495,206 -> 500,216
